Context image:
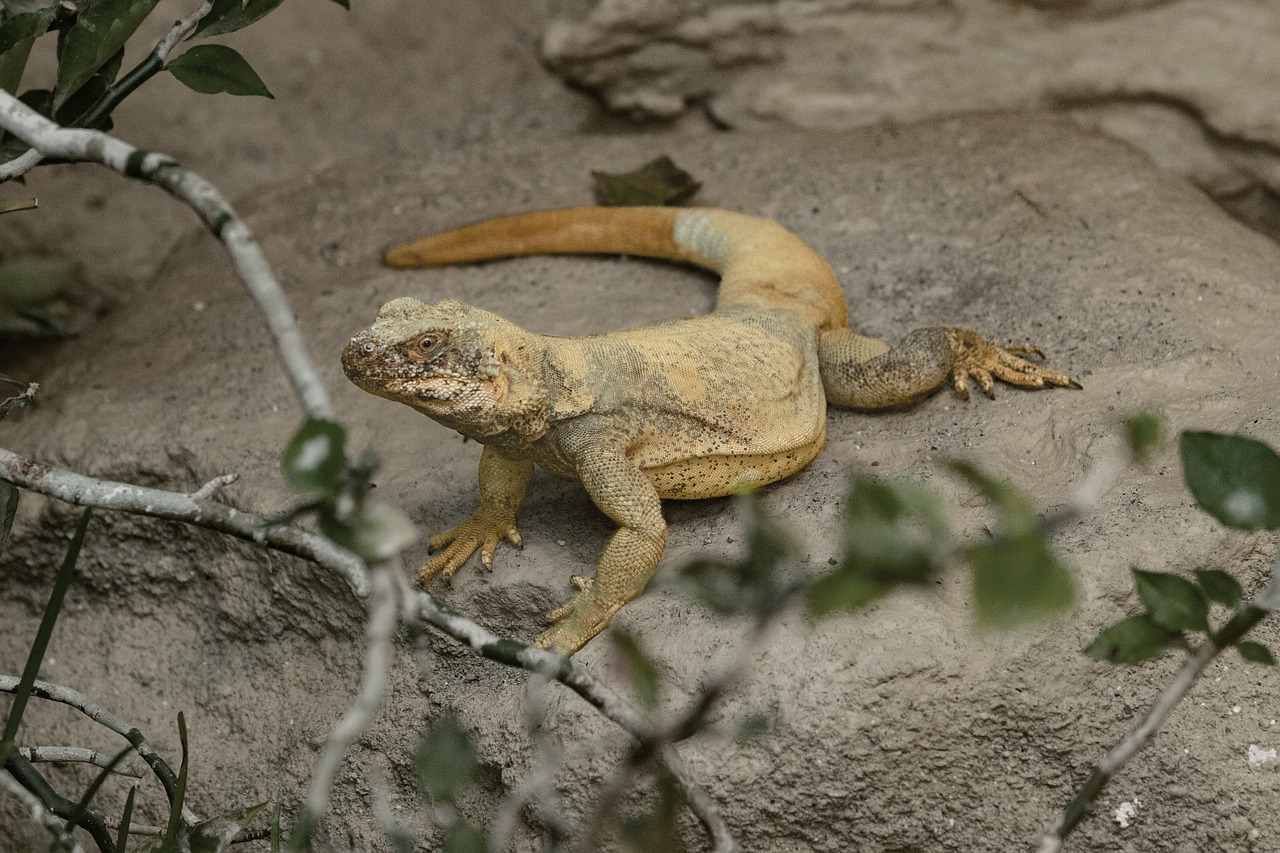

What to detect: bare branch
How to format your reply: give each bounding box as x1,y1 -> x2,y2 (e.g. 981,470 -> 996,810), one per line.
0,446 -> 370,597
293,559 -> 401,845
0,92 -> 334,421
18,746 -> 143,779
0,767 -> 87,853
0,676 -> 179,807
189,473 -> 240,501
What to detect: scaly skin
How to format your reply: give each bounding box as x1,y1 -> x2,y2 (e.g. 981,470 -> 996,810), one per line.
342,207 -> 1080,654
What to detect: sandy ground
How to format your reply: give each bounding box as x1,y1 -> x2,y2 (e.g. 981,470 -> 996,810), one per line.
2,3 -> 1279,852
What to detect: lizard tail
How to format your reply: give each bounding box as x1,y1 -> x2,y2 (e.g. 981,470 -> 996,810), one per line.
384,206 -> 850,331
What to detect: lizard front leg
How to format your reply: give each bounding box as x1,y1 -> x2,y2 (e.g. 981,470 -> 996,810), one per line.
818,326 -> 1079,410
538,438 -> 667,655
422,444 -> 533,583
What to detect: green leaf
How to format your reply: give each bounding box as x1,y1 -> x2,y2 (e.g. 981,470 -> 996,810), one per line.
620,772 -> 688,853
414,713 -> 477,803
679,493 -> 793,619
317,496 -> 417,561
1084,613 -> 1179,665
167,712 -> 190,843
1132,569 -> 1209,633
0,6 -> 56,93
807,569 -> 890,617
193,0 -> 286,38
0,256 -> 78,309
948,459 -> 1037,533
1125,412 -> 1164,461
53,0 -> 162,111
0,508 -> 90,768
188,802 -> 268,853
0,481 -> 17,555
115,785 -> 137,853
592,156 -> 701,207
1180,431 -> 1280,530
281,419 -> 345,496
441,823 -> 486,853
167,45 -> 273,97
1237,641 -> 1276,666
1194,568 -> 1243,607
964,530 -> 1076,628
610,630 -> 661,710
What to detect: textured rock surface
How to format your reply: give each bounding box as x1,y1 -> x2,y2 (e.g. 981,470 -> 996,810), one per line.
4,115 -> 1280,850
543,0 -> 1280,235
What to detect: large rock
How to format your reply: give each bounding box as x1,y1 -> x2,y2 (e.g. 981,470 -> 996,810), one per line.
543,0 -> 1280,235
4,115 -> 1279,850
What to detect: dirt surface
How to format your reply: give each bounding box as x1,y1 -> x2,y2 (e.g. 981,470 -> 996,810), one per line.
2,3 -> 1280,853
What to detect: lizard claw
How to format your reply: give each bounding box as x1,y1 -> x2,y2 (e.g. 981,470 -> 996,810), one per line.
537,581 -> 621,655
943,327 -> 1081,400
420,509 -> 522,584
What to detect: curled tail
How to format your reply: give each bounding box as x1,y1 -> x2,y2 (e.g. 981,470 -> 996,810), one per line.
385,206 -> 850,331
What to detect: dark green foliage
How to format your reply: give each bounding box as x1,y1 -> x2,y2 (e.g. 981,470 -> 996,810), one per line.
1084,613 -> 1180,665
1180,431 -> 1280,530
115,785 -> 137,853
1125,412 -> 1165,462
281,418 -> 347,496
592,156 -> 702,207
194,0 -> 287,38
965,531 -> 1076,628
681,492 -> 794,619
53,0 -> 161,110
621,772 -> 689,853
415,713 -> 478,803
0,5 -> 57,93
167,45 -> 273,98
1133,569 -> 1209,633
611,630 -> 662,710
1236,642 -> 1276,666
441,823 -> 487,853
809,475 -> 948,616
1194,568 -> 1243,607
0,480 -> 17,554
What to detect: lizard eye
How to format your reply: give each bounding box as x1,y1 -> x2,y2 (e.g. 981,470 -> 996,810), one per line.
360,341 -> 377,355
408,333 -> 441,361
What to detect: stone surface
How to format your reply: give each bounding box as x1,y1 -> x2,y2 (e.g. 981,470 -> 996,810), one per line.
4,115 -> 1280,850
543,0 -> 1280,235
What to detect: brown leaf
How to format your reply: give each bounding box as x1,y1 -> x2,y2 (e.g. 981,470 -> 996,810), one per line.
591,155 -> 701,206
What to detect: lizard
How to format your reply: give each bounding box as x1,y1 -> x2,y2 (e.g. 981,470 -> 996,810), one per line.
341,206 -> 1080,655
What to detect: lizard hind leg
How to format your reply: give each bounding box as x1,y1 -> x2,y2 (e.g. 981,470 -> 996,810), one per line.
818,326 -> 1080,410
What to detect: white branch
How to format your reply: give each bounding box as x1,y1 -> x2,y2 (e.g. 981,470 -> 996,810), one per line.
18,746 -> 144,778
0,769 -> 87,853
300,559 -> 400,835
0,91 -> 333,421
0,446 -> 369,597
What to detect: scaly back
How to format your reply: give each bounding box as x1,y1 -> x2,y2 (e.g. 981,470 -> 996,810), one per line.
384,207 -> 850,332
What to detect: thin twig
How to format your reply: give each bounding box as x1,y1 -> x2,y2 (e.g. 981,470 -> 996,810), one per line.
0,0 -> 214,181
0,447 -> 369,596
1037,549 -> 1280,850
0,92 -> 334,420
292,558 -> 401,846
0,766 -> 87,853
0,676 -> 180,808
3,752 -> 114,852
189,473 -> 239,501
18,746 -> 143,778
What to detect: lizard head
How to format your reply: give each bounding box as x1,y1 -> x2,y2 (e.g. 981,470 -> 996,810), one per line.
342,297 -> 543,435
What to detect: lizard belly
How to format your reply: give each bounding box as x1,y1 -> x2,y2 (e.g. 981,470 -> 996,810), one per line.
643,418 -> 826,499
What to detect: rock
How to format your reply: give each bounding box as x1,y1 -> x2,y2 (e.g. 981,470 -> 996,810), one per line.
4,115 -> 1279,850
543,0 -> 1280,231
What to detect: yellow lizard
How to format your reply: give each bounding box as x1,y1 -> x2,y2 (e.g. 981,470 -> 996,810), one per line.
342,207 -> 1079,654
